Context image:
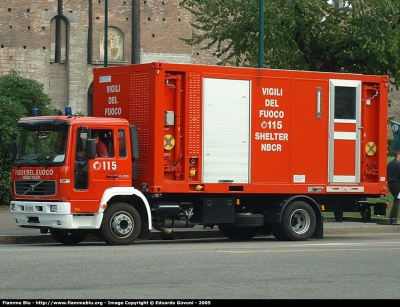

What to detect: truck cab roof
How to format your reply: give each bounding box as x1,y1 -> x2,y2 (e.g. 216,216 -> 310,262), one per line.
18,116 -> 129,127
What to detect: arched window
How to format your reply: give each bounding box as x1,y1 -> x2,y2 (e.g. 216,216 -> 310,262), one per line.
50,15 -> 69,63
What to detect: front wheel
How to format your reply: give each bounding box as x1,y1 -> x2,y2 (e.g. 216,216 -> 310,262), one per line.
100,202 -> 142,245
275,201 -> 316,241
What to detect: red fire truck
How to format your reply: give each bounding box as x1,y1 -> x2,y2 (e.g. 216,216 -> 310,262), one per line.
10,62 -> 389,245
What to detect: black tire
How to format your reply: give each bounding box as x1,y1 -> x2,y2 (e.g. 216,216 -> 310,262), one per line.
269,223 -> 290,241
276,201 -> 316,241
217,223 -> 230,237
100,202 -> 141,245
50,229 -> 88,245
235,213 -> 264,227
217,224 -> 259,240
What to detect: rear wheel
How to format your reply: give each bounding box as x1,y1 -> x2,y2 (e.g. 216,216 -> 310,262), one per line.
275,201 -> 316,241
218,224 -> 260,240
50,229 -> 88,245
218,213 -> 263,240
100,202 -> 141,245
269,223 -> 290,241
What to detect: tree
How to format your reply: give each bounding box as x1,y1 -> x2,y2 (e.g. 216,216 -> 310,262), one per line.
0,70 -> 56,116
0,71 -> 56,204
0,96 -> 25,205
180,0 -> 400,88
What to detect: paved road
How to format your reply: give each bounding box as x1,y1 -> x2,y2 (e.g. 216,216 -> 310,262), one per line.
2,234 -> 400,299
1,205 -> 399,244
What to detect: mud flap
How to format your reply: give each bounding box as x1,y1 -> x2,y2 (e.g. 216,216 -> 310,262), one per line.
139,227 -> 151,240
312,221 -> 323,239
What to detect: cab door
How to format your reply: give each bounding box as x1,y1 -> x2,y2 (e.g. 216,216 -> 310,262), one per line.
328,79 -> 361,184
72,128 -> 130,213
90,129 -> 117,183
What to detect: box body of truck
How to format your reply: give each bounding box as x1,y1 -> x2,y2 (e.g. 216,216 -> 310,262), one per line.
92,62 -> 388,208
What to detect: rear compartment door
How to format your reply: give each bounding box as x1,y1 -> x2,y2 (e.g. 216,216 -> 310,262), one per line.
202,78 -> 250,183
328,79 -> 361,183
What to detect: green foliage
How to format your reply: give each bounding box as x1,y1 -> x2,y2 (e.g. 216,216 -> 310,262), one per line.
0,70 -> 57,116
388,139 -> 396,157
0,71 -> 54,204
180,0 -> 400,88
0,97 -> 26,204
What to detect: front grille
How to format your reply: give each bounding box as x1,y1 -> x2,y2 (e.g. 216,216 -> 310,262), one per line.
15,180 -> 56,196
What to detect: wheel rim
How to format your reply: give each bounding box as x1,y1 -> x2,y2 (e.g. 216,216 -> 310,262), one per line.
290,209 -> 311,234
110,211 -> 134,238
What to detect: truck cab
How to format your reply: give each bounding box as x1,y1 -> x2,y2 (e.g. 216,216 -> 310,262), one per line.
10,111 -> 150,245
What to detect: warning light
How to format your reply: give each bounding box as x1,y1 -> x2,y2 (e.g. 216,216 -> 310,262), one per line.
65,106 -> 72,116
32,108 -> 39,116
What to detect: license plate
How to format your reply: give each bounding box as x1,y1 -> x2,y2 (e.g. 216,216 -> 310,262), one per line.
25,206 -> 33,211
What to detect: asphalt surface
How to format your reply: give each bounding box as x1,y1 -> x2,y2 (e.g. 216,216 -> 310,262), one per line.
1,205 -> 400,244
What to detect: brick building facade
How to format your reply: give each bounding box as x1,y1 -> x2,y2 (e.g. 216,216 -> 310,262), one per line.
0,0 -> 398,140
0,0 -> 217,115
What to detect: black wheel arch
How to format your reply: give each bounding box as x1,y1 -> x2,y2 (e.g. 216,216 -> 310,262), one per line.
263,195 -> 323,239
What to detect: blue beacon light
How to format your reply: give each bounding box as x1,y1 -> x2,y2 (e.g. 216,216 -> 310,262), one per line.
65,106 -> 72,116
32,108 -> 39,116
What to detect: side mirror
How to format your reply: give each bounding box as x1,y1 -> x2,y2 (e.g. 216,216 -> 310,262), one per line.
86,139 -> 96,159
12,131 -> 18,161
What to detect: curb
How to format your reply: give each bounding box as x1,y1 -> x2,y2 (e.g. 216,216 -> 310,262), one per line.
0,229 -> 224,245
1,224 -> 399,244
323,225 -> 400,235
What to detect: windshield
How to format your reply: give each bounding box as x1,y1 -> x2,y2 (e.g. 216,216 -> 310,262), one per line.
14,126 -> 69,166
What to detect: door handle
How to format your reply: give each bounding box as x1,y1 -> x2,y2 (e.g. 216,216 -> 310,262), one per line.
106,174 -> 118,179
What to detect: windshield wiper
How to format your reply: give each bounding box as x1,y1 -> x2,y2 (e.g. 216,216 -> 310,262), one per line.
35,155 -> 54,168
15,158 -> 33,166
